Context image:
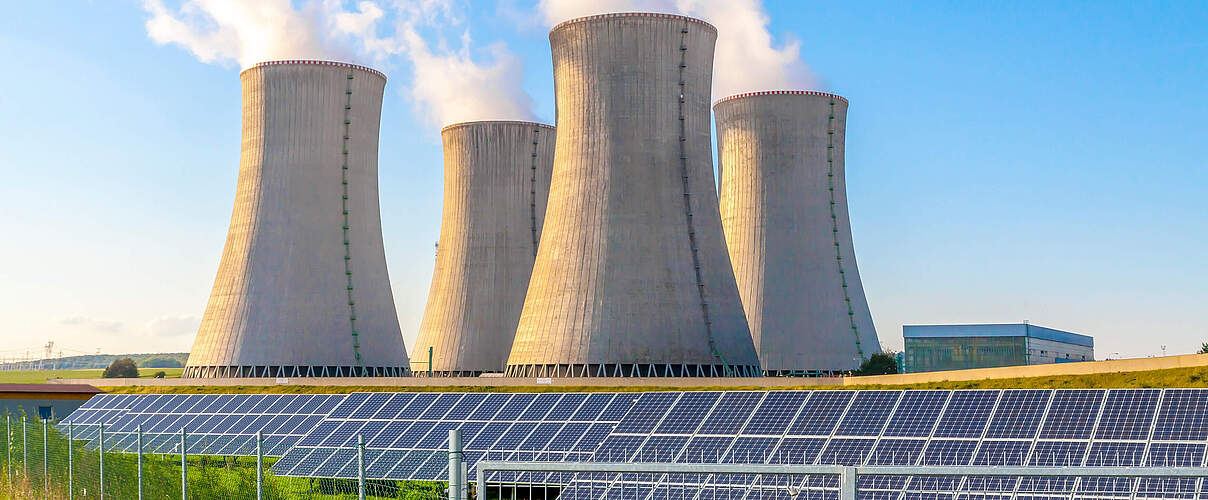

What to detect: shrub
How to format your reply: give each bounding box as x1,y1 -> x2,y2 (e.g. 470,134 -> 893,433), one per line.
154,371 -> 167,379
103,358 -> 139,378
854,353 -> 899,376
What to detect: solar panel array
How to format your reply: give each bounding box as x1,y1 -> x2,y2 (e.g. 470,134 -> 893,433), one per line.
60,393 -> 343,456
59,388 -> 1208,497
270,392 -> 639,480
558,389 -> 1208,499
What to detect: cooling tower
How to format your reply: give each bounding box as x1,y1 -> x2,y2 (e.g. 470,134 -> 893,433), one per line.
714,91 -> 880,374
184,60 -> 408,378
411,121 -> 556,376
506,13 -> 761,378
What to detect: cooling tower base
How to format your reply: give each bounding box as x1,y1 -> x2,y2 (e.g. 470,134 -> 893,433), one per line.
182,365 -> 409,379
505,363 -> 761,378
410,370 -> 493,377
762,369 -> 851,377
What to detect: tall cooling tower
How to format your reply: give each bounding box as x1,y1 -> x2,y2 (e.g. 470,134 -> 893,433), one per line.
506,13 -> 761,378
411,121 -> 556,376
714,91 -> 880,375
184,60 -> 409,378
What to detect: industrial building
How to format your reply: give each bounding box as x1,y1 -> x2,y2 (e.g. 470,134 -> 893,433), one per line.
715,91 -> 880,375
411,121 -> 556,376
506,13 -> 762,377
903,323 -> 1094,373
184,60 -> 409,378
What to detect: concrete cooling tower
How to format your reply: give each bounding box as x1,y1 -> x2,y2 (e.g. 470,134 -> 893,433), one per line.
506,13 -> 762,378
411,121 -> 556,376
184,60 -> 409,378
714,91 -> 880,374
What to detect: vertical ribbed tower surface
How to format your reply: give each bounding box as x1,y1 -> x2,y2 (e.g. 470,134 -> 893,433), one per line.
411,121 -> 556,376
506,13 -> 761,378
714,91 -> 880,374
184,60 -> 409,378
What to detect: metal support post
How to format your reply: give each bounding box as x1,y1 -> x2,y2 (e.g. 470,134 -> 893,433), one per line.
357,434 -> 366,500
22,416 -> 27,476
4,414 -> 10,487
42,418 -> 48,496
99,424 -> 105,500
840,466 -> 856,500
68,422 -> 73,500
476,462 -> 485,500
256,431 -> 263,500
449,429 -> 463,500
180,427 -> 188,500
137,424 -> 144,500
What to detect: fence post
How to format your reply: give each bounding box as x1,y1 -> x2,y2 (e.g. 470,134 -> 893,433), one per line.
180,427 -> 187,500
42,418 -> 48,496
256,431 -> 263,500
448,429 -> 463,500
67,422 -> 73,500
98,423 -> 104,500
137,424 -> 144,500
840,466 -> 856,500
22,416 -> 27,477
357,434 -> 365,500
5,414 -> 10,488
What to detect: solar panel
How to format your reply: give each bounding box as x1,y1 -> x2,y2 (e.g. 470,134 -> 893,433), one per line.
655,392 -> 720,434
882,391 -> 949,437
786,391 -> 852,436
835,391 -> 901,436
697,392 -> 764,435
1038,389 -> 1104,439
984,389 -> 1051,439
742,391 -> 810,435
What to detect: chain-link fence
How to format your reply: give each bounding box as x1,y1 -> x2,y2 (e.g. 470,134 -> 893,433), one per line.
0,411 -> 449,500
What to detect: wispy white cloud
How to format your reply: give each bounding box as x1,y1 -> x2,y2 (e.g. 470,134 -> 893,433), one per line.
60,316 -> 125,333
144,314 -> 201,337
139,0 -> 537,126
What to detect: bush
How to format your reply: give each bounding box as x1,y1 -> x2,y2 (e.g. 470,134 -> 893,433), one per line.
854,353 -> 899,376
103,358 -> 139,378
154,371 -> 167,379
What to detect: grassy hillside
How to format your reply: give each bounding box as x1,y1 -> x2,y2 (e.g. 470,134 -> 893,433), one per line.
0,352 -> 188,371
96,364 -> 1208,394
0,367 -> 183,384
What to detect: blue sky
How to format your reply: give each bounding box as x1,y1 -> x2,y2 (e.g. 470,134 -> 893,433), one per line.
0,1 -> 1204,361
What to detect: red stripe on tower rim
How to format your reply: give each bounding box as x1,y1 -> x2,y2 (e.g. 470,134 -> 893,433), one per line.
713,90 -> 849,106
440,120 -> 556,133
240,59 -> 386,81
551,12 -> 716,34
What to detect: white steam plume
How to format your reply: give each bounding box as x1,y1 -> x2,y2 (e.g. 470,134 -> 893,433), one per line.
140,0 -> 536,126
537,0 -> 819,99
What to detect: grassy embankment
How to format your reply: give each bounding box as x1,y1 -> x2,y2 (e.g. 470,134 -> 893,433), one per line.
0,368 -> 183,384
94,364 -> 1208,394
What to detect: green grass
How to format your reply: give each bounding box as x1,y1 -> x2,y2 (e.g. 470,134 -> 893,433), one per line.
0,368 -> 183,384
94,364 -> 1208,395
0,419 -> 444,499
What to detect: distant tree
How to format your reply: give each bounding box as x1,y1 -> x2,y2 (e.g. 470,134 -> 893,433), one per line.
141,358 -> 183,368
1199,343 -> 1208,355
154,371 -> 167,379
854,353 -> 899,376
102,358 -> 139,378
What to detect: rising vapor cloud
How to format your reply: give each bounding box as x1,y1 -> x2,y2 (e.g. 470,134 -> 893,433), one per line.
537,0 -> 820,99
140,0 -> 536,126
